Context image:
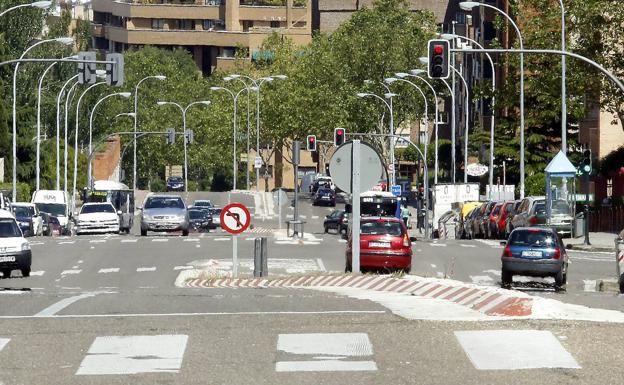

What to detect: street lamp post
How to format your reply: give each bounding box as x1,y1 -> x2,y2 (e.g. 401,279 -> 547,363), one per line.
63,80 -> 81,193
156,101 -> 211,193
225,76 -> 252,190
210,86 -> 248,191
0,1 -> 51,17
447,66 -> 470,184
442,33 -> 497,198
133,75 -> 166,191
460,1 -> 525,198
88,92 -> 132,185
356,91 -> 398,186
11,36 -> 73,201
37,55 -> 77,190
558,0 -> 567,153
56,74 -> 79,190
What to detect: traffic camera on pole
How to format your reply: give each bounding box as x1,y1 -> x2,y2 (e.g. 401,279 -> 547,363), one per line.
427,39 -> 450,79
165,128 -> 175,145
77,51 -> 96,84
334,128 -> 345,146
105,53 -> 124,86
306,135 -> 317,152
582,149 -> 592,174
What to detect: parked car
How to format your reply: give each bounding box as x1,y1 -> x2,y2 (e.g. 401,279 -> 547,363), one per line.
166,176 -> 185,192
464,206 -> 482,240
510,196 -> 546,230
324,209 -> 347,234
486,203 -> 504,239
11,203 -> 42,237
496,201 -> 516,239
193,200 -> 214,209
312,188 -> 336,206
0,209 -> 31,278
140,194 -> 190,236
505,200 -> 523,236
478,201 -> 499,238
188,208 -> 212,232
469,202 -> 489,239
75,202 -> 120,235
458,202 -> 481,239
501,227 -> 568,290
345,217 -> 412,273
40,212 -> 61,236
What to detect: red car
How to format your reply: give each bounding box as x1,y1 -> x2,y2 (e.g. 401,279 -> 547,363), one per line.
345,217 -> 412,273
487,203 -> 503,239
497,201 -> 516,239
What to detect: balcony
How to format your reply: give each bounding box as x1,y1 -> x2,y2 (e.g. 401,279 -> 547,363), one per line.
240,0 -> 306,7
92,0 -> 222,19
104,25 -> 250,46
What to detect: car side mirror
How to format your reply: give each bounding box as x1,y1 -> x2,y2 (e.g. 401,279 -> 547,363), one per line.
500,241 -> 507,246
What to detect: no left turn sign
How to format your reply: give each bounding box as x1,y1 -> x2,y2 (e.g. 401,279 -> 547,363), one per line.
220,203 -> 251,234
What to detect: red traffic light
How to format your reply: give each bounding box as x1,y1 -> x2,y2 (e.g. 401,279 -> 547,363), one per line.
334,128 -> 346,146
306,135 -> 317,151
434,45 -> 443,54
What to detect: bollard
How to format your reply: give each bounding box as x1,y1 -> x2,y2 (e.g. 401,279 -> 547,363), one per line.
261,236 -> 268,277
253,238 -> 262,277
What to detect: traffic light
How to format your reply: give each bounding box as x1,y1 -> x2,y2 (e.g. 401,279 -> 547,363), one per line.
185,129 -> 194,145
334,128 -> 345,146
582,149 -> 592,174
77,51 -> 96,84
306,135 -> 317,152
166,128 -> 175,145
105,53 -> 124,87
427,39 -> 450,79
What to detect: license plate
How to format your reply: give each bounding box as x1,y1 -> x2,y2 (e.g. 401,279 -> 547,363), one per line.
369,241 -> 391,248
522,250 -> 543,258
0,256 -> 15,263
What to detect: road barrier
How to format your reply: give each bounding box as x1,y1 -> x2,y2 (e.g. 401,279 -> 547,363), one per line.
253,237 -> 268,277
616,238 -> 624,294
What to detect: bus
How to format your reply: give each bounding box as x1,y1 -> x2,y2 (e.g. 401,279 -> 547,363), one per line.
85,180 -> 134,233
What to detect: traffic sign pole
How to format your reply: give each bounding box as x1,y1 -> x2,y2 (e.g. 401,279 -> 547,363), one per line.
233,236 -> 238,277
352,140 -> 361,273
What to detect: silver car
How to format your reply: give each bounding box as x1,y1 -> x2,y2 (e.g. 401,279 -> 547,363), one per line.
140,195 -> 189,236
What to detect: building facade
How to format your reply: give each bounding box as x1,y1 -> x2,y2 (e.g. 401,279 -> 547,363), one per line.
91,0 -> 312,74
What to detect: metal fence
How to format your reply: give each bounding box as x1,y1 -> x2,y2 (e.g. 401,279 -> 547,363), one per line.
589,206 -> 624,232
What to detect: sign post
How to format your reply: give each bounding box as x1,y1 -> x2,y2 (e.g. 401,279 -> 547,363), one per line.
220,203 -> 251,277
351,140 -> 361,273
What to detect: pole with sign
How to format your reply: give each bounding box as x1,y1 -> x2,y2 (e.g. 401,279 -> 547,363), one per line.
351,140 -> 361,273
220,203 -> 251,277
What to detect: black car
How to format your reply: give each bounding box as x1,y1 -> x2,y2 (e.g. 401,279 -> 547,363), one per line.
313,188 -> 336,206
324,209 -> 347,234
166,176 -> 184,192
188,208 -> 212,232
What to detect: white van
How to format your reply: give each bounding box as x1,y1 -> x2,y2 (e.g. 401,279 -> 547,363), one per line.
31,190 -> 71,235
0,209 -> 31,278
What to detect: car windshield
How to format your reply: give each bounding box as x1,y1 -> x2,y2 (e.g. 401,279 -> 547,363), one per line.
13,206 -> 34,217
35,203 -> 66,217
492,206 -> 501,215
509,230 -> 556,247
81,204 -> 115,214
194,201 -> 213,207
319,189 -> 333,195
533,202 -> 546,215
189,210 -> 204,219
0,219 -> 21,237
552,201 -> 571,215
361,221 -> 404,236
168,177 -> 182,183
145,197 -> 185,209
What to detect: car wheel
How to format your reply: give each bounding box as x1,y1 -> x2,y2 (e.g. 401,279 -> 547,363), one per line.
345,262 -> 352,273
21,267 -> 30,277
619,273 -> 624,294
324,225 -> 329,234
182,229 -> 189,236
501,269 -> 513,288
140,228 -> 147,236
554,268 -> 566,289
2,269 -> 11,279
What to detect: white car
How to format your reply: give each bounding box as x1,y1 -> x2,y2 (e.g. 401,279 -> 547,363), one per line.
76,203 -> 120,235
0,209 -> 31,278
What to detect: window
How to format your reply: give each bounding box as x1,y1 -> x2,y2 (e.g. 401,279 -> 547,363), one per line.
484,21 -> 496,41
80,204 -> 116,214
221,47 -> 236,57
203,19 -> 224,31
180,19 -> 195,30
243,20 -> 254,31
270,20 -> 280,28
152,19 -> 164,29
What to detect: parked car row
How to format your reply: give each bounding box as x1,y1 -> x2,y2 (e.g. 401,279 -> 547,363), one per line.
460,196 -> 574,239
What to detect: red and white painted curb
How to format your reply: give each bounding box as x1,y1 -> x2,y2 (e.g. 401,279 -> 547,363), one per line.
183,275 -> 533,318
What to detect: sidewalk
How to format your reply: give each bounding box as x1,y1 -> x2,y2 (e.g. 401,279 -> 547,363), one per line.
565,232 -> 620,252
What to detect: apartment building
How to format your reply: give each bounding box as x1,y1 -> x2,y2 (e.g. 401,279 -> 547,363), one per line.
91,0 -> 312,74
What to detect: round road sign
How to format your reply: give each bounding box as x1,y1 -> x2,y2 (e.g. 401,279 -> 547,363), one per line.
220,203 -> 251,234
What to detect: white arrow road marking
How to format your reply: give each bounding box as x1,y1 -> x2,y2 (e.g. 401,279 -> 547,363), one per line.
35,291 -> 106,317
0,338 -> 9,352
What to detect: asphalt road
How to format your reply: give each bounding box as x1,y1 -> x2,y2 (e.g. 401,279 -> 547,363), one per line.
1,191 -> 623,384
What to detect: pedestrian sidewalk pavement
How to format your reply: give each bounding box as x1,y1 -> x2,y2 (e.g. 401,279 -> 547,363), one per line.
565,232 -> 621,252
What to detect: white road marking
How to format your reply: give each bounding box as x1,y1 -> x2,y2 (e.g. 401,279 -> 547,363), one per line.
34,291 -> 104,317
470,275 -> 496,286
77,260 -> 83,263
276,333 -> 377,372
121,239 -> 138,243
173,266 -> 193,271
76,335 -> 189,375
136,267 -> 157,272
311,215 -> 319,219
583,279 -> 597,292
455,330 -> 581,370
213,237 -> 230,241
29,241 -> 44,245
316,258 -> 327,272
152,238 -> 169,242
196,244 -> 200,248
72,266 -> 79,269
30,271 -> 45,276
460,244 -> 476,248
430,264 -> 437,268
58,241 -> 75,245
89,240 -> 106,243
98,268 -> 119,274
90,246 -> 95,249
0,338 -> 9,352
183,238 -> 199,242
61,269 -> 82,275
430,243 -> 447,247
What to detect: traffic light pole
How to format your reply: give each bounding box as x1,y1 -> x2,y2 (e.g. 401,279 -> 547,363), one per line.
584,171 -> 591,245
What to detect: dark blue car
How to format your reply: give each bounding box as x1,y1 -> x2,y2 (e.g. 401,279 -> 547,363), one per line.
501,227 -> 568,290
166,176 -> 184,192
